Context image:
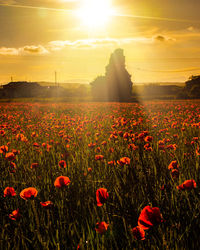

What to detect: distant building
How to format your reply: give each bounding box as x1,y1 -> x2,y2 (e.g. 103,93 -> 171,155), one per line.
3,81 -> 40,89
2,81 -> 42,98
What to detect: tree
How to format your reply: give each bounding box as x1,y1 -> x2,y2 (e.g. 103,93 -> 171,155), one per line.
90,76 -> 107,100
90,48 -> 133,101
105,48 -> 133,101
185,75 -> 200,90
184,75 -> 200,99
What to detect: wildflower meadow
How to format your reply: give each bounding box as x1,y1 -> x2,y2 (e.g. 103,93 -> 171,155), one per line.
1,101 -> 200,249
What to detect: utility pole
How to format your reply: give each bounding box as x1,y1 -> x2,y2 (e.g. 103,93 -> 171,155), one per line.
55,71 -> 57,87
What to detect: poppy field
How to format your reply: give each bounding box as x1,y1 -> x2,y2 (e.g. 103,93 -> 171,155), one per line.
1,101 -> 200,249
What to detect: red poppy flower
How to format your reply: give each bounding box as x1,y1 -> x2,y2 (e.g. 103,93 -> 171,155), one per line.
4,187 -> 16,197
0,130 -> 5,136
138,206 -> 163,230
108,160 -> 116,166
5,152 -> 16,161
128,144 -> 138,151
54,176 -> 71,188
118,131 -> 123,137
168,160 -> 179,170
40,201 -> 53,208
9,162 -> 17,173
95,221 -> 109,234
12,149 -> 20,156
177,179 -> 197,191
144,136 -> 153,142
20,187 -> 38,200
33,142 -> 40,148
58,160 -> 67,168
9,209 -> 21,220
31,132 -> 38,138
109,147 -> 114,153
160,184 -> 166,191
131,226 -> 145,240
117,157 -> 130,166
166,144 -> 177,150
30,163 -> 39,169
196,147 -> 200,156
95,147 -> 101,153
88,143 -> 96,148
144,143 -> 153,152
95,155 -> 104,161
123,132 -> 130,139
96,188 -> 109,206
0,145 -> 8,154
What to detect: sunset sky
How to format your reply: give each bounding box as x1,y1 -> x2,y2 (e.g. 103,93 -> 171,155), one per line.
0,0 -> 200,84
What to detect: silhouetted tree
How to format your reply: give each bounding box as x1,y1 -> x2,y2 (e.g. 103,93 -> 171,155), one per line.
90,48 -> 133,101
105,48 -> 133,101
90,76 -> 107,100
185,75 -> 200,90
184,75 -> 200,98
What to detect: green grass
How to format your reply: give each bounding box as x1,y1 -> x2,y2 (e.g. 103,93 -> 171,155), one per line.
0,101 -> 200,249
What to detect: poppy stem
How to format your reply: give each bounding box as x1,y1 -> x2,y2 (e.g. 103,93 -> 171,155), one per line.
31,200 -> 48,249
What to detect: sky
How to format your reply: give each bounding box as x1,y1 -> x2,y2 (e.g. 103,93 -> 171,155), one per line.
0,0 -> 200,84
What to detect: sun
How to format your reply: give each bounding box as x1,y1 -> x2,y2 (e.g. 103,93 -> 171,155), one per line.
76,0 -> 115,29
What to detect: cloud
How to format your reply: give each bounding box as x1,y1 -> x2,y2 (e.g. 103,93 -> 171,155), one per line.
0,47 -> 19,55
0,34 -> 177,56
187,26 -> 195,32
22,45 -> 48,54
48,37 -> 154,51
154,35 -> 176,42
0,45 -> 48,56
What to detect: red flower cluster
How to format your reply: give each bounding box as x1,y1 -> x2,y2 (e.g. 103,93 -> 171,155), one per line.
117,157 -> 130,166
168,160 -> 179,179
95,155 -> 104,161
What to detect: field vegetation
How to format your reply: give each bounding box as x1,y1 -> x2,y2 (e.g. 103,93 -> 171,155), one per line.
1,101 -> 200,249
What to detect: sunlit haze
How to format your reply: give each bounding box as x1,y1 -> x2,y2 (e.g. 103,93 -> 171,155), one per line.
76,0 -> 116,29
0,0 -> 200,84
